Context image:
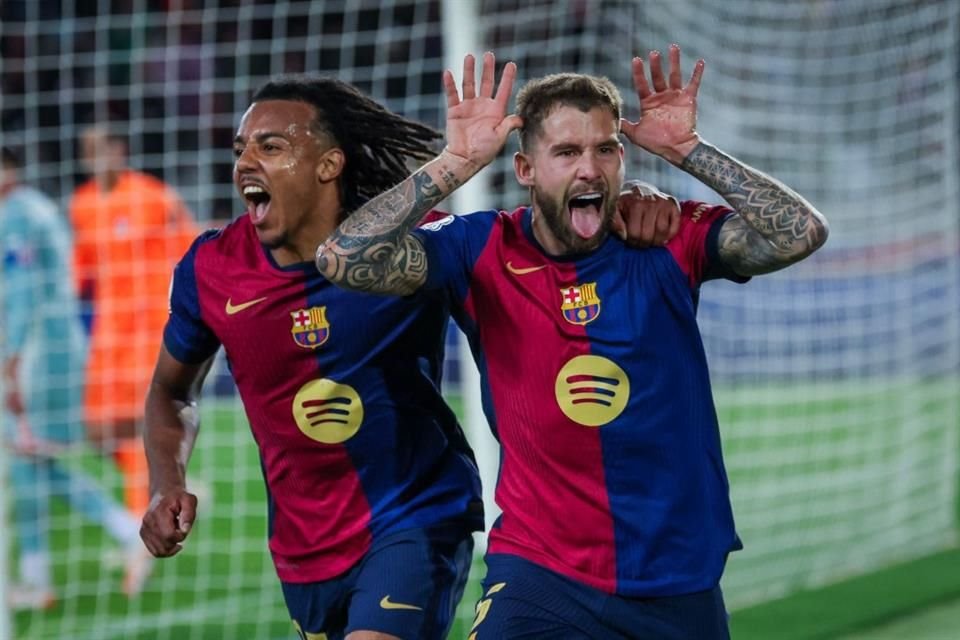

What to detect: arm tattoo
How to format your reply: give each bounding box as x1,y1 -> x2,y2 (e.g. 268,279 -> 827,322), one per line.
316,157 -> 463,294
681,142 -> 829,275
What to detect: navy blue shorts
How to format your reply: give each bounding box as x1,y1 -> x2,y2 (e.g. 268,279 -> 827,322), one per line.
283,524 -> 474,640
468,553 -> 729,640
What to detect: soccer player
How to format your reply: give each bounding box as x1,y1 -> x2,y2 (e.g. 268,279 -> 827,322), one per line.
315,48 -> 829,639
139,74 -> 681,640
70,123 -> 199,519
1,146 -> 151,607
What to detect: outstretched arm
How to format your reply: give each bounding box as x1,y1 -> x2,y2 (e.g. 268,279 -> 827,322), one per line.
316,52 -> 522,294
621,44 -> 828,275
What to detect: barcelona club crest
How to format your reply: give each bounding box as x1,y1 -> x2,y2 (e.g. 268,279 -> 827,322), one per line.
290,306 -> 330,349
560,283 -> 601,325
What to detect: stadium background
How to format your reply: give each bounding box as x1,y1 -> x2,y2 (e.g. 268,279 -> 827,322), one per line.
0,1 -> 958,638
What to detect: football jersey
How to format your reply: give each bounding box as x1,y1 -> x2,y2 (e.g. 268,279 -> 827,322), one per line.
164,214 -> 483,583
413,202 -> 746,597
70,170 -> 198,423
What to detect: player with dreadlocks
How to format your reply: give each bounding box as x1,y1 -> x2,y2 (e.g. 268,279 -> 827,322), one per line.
139,74 -> 680,640
139,75 -> 480,640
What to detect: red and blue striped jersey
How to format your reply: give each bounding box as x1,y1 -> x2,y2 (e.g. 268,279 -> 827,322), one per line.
164,214 -> 483,583
413,202 -> 746,597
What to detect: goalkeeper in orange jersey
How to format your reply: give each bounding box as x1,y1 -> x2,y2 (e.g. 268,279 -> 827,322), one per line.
69,123 -> 199,532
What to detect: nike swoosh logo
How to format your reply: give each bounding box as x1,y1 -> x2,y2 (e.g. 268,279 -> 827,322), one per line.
506,261 -> 546,275
225,296 -> 268,315
379,595 -> 423,611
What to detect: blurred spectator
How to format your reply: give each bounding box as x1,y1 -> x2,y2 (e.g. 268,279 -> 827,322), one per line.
69,124 -> 198,519
1,146 -> 151,607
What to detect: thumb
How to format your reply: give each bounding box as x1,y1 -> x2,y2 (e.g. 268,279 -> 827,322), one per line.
619,118 -> 637,140
178,495 -> 197,534
610,208 -> 627,241
495,114 -> 524,139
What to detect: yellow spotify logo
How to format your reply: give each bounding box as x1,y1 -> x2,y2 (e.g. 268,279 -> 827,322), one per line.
555,355 -> 629,427
292,379 -> 364,443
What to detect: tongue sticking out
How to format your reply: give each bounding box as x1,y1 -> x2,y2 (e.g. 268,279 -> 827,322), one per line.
570,204 -> 602,239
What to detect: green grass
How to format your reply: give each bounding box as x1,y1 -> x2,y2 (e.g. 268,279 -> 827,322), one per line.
840,597 -> 960,640
9,378 -> 959,639
730,548 -> 960,640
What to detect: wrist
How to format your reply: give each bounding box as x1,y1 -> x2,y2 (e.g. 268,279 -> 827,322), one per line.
431,148 -> 481,193
659,136 -> 702,166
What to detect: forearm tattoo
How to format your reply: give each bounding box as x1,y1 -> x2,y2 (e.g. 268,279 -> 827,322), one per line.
316,161 -> 462,294
682,142 -> 828,274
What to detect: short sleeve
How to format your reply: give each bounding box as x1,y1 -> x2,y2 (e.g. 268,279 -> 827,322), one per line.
163,231 -> 221,363
666,201 -> 751,288
411,210 -> 499,303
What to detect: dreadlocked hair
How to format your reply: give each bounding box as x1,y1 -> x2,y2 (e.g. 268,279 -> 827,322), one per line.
251,74 -> 442,212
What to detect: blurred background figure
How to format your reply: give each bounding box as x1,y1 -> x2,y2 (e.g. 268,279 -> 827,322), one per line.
69,124 -> 199,520
0,146 -> 150,609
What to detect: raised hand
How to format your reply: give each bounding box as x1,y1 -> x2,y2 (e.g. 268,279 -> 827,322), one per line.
442,52 -> 522,167
620,44 -> 704,165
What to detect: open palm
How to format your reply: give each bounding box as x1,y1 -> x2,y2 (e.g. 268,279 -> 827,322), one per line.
443,52 -> 522,167
621,44 -> 704,164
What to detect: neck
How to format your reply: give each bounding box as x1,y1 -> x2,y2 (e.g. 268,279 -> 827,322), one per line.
96,169 -> 121,193
530,210 -> 565,256
269,206 -> 345,268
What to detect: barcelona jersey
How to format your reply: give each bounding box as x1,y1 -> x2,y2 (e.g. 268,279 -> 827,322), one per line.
163,215 -> 483,583
413,202 -> 746,597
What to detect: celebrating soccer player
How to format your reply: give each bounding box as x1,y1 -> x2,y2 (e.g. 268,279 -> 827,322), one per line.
315,47 -> 828,638
139,73 -> 679,640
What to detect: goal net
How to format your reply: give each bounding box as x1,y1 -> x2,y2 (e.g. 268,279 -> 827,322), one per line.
1,1 -> 957,638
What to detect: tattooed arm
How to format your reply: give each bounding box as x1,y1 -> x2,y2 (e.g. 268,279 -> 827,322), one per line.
316,52 -> 521,294
621,45 -> 828,276
315,151 -> 477,294
681,142 -> 827,275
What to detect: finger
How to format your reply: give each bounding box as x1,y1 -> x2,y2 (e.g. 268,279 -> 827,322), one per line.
141,520 -> 185,557
687,59 -> 705,96
631,57 -> 651,100
494,114 -> 524,140
611,208 -> 627,241
668,44 -> 682,90
494,60 -> 517,112
177,495 -> 198,534
666,199 -> 682,244
649,50 -> 667,92
639,200 -> 658,245
442,69 -> 460,107
653,204 -> 672,245
461,54 -> 476,100
479,51 -> 496,98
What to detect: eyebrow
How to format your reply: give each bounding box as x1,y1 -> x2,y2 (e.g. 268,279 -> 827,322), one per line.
549,136 -> 620,151
233,131 -> 287,145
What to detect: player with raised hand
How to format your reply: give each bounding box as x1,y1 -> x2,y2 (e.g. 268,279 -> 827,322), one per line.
316,47 -> 827,639
140,71 -> 678,640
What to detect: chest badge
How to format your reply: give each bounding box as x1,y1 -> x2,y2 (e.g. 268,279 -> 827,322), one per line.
560,282 -> 601,325
290,306 -> 330,349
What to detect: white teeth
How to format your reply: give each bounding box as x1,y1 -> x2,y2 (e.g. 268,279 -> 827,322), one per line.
570,193 -> 602,205
243,185 -> 265,195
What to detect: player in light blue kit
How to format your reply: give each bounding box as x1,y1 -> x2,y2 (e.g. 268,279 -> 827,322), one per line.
1,147 -> 151,609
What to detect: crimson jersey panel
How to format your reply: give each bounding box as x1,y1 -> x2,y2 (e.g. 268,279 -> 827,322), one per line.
164,215 -> 482,583
413,203 -> 745,597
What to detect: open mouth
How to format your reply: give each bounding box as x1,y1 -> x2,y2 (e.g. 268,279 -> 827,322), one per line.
567,192 -> 604,239
243,184 -> 272,225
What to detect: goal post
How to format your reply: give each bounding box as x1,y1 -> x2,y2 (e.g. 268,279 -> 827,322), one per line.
0,1 -> 957,638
